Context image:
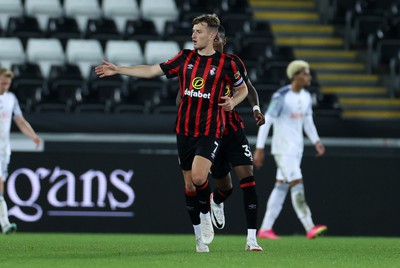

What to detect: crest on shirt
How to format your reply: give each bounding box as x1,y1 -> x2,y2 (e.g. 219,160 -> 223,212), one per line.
234,71 -> 240,79
210,66 -> 217,76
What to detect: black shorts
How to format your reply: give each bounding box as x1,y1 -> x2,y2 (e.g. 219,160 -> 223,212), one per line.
176,134 -> 221,171
211,128 -> 253,179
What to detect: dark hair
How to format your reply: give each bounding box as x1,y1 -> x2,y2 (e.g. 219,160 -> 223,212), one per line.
192,13 -> 220,31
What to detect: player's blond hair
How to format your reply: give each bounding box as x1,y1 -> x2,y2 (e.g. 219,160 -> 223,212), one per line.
0,67 -> 14,78
286,60 -> 309,79
192,13 -> 220,32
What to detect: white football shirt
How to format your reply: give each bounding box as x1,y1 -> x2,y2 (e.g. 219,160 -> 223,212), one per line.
0,92 -> 22,156
256,85 -> 319,156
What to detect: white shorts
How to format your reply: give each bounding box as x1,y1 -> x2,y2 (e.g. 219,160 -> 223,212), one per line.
274,154 -> 303,183
0,155 -> 10,181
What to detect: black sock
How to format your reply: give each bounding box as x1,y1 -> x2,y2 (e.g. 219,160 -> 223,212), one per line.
194,179 -> 211,214
213,188 -> 233,204
185,189 -> 200,225
240,176 -> 258,229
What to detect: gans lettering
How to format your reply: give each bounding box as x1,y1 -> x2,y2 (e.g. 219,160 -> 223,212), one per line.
6,167 -> 135,222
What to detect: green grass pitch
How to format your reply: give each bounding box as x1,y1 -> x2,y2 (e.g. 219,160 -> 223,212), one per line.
0,233 -> 399,268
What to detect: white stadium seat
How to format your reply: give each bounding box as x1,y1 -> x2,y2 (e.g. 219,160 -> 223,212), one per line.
26,38 -> 65,78
0,0 -> 23,28
140,0 -> 179,34
102,0 -> 140,34
0,37 -> 25,69
66,39 -> 104,79
25,0 -> 63,31
105,40 -> 144,66
64,0 -> 101,32
144,41 -> 180,65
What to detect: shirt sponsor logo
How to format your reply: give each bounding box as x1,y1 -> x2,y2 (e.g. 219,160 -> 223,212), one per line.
290,113 -> 305,118
192,77 -> 204,90
184,89 -> 211,99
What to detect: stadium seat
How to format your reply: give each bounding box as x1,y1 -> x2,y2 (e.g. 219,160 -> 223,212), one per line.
0,0 -> 23,30
46,17 -> 82,49
117,76 -> 164,113
105,40 -> 144,66
24,0 -> 63,31
179,0 -> 221,20
257,61 -> 290,87
237,38 -> 275,66
66,39 -> 104,79
10,63 -> 46,113
240,20 -> 274,40
345,12 -> 387,49
6,16 -> 45,44
102,0 -> 140,34
39,64 -> 87,113
84,67 -> 127,113
221,13 -> 252,38
153,78 -> 179,114
221,0 -> 253,15
163,20 -> 192,44
39,64 -> 86,113
144,41 -> 180,65
372,39 -> 400,72
26,38 -> 65,78
64,0 -> 101,32
0,37 -> 25,69
140,0 -> 179,34
85,18 -> 121,47
124,18 -> 161,48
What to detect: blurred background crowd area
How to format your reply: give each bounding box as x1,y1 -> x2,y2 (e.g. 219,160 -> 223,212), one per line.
1,0 -> 399,135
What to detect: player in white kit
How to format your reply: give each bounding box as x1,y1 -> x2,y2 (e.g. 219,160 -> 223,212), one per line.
253,60 -> 327,239
0,68 -> 41,234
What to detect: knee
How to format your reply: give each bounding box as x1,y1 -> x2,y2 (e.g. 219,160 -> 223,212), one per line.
185,183 -> 196,193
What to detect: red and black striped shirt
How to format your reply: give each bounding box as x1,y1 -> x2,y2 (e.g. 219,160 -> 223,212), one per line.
223,53 -> 249,135
160,49 -> 244,138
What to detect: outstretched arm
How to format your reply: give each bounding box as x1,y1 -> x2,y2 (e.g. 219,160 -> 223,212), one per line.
14,116 -> 41,148
95,60 -> 164,78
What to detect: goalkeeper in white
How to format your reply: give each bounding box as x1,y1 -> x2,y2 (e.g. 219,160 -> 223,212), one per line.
253,60 -> 327,240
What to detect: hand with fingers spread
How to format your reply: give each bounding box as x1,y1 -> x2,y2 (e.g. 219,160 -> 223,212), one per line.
95,60 -> 118,78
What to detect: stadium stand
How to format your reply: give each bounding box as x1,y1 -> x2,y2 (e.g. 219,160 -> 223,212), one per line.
0,0 -> 398,124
